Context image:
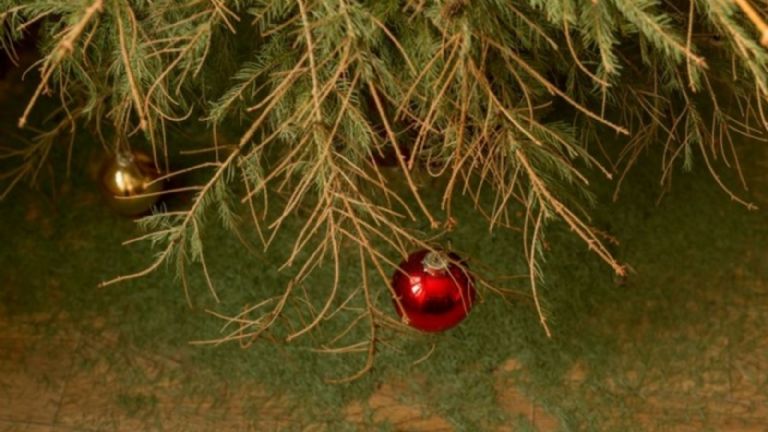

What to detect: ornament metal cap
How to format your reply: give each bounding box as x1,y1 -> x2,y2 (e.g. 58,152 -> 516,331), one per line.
115,149 -> 136,167
422,250 -> 449,274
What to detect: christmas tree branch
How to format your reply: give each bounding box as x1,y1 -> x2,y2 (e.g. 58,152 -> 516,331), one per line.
100,49 -> 300,290
481,35 -> 630,135
733,0 -> 768,46
324,244 -> 376,383
113,0 -> 147,132
296,0 -> 321,121
1,109 -> 79,199
369,81 -> 438,227
516,148 -> 626,277
18,0 -> 103,129
528,207 -> 551,338
563,19 -> 611,88
613,0 -> 706,67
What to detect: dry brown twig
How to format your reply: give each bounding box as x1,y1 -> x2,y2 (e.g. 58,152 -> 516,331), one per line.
516,148 -> 626,277
113,0 -> 147,132
528,208 -> 551,338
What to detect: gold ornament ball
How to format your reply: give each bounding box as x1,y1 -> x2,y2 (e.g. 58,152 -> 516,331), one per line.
100,150 -> 164,216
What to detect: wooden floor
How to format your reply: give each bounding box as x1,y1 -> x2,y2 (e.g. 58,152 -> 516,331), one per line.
0,311 -> 562,431
0,315 -> 293,431
4,309 -> 767,431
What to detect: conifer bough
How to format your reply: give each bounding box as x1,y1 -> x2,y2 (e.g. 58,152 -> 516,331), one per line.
1,0 -> 766,378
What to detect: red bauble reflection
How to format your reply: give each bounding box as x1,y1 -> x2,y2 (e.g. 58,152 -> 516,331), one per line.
391,249 -> 476,332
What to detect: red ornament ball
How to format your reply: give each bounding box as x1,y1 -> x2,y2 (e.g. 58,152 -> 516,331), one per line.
391,249 -> 476,332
